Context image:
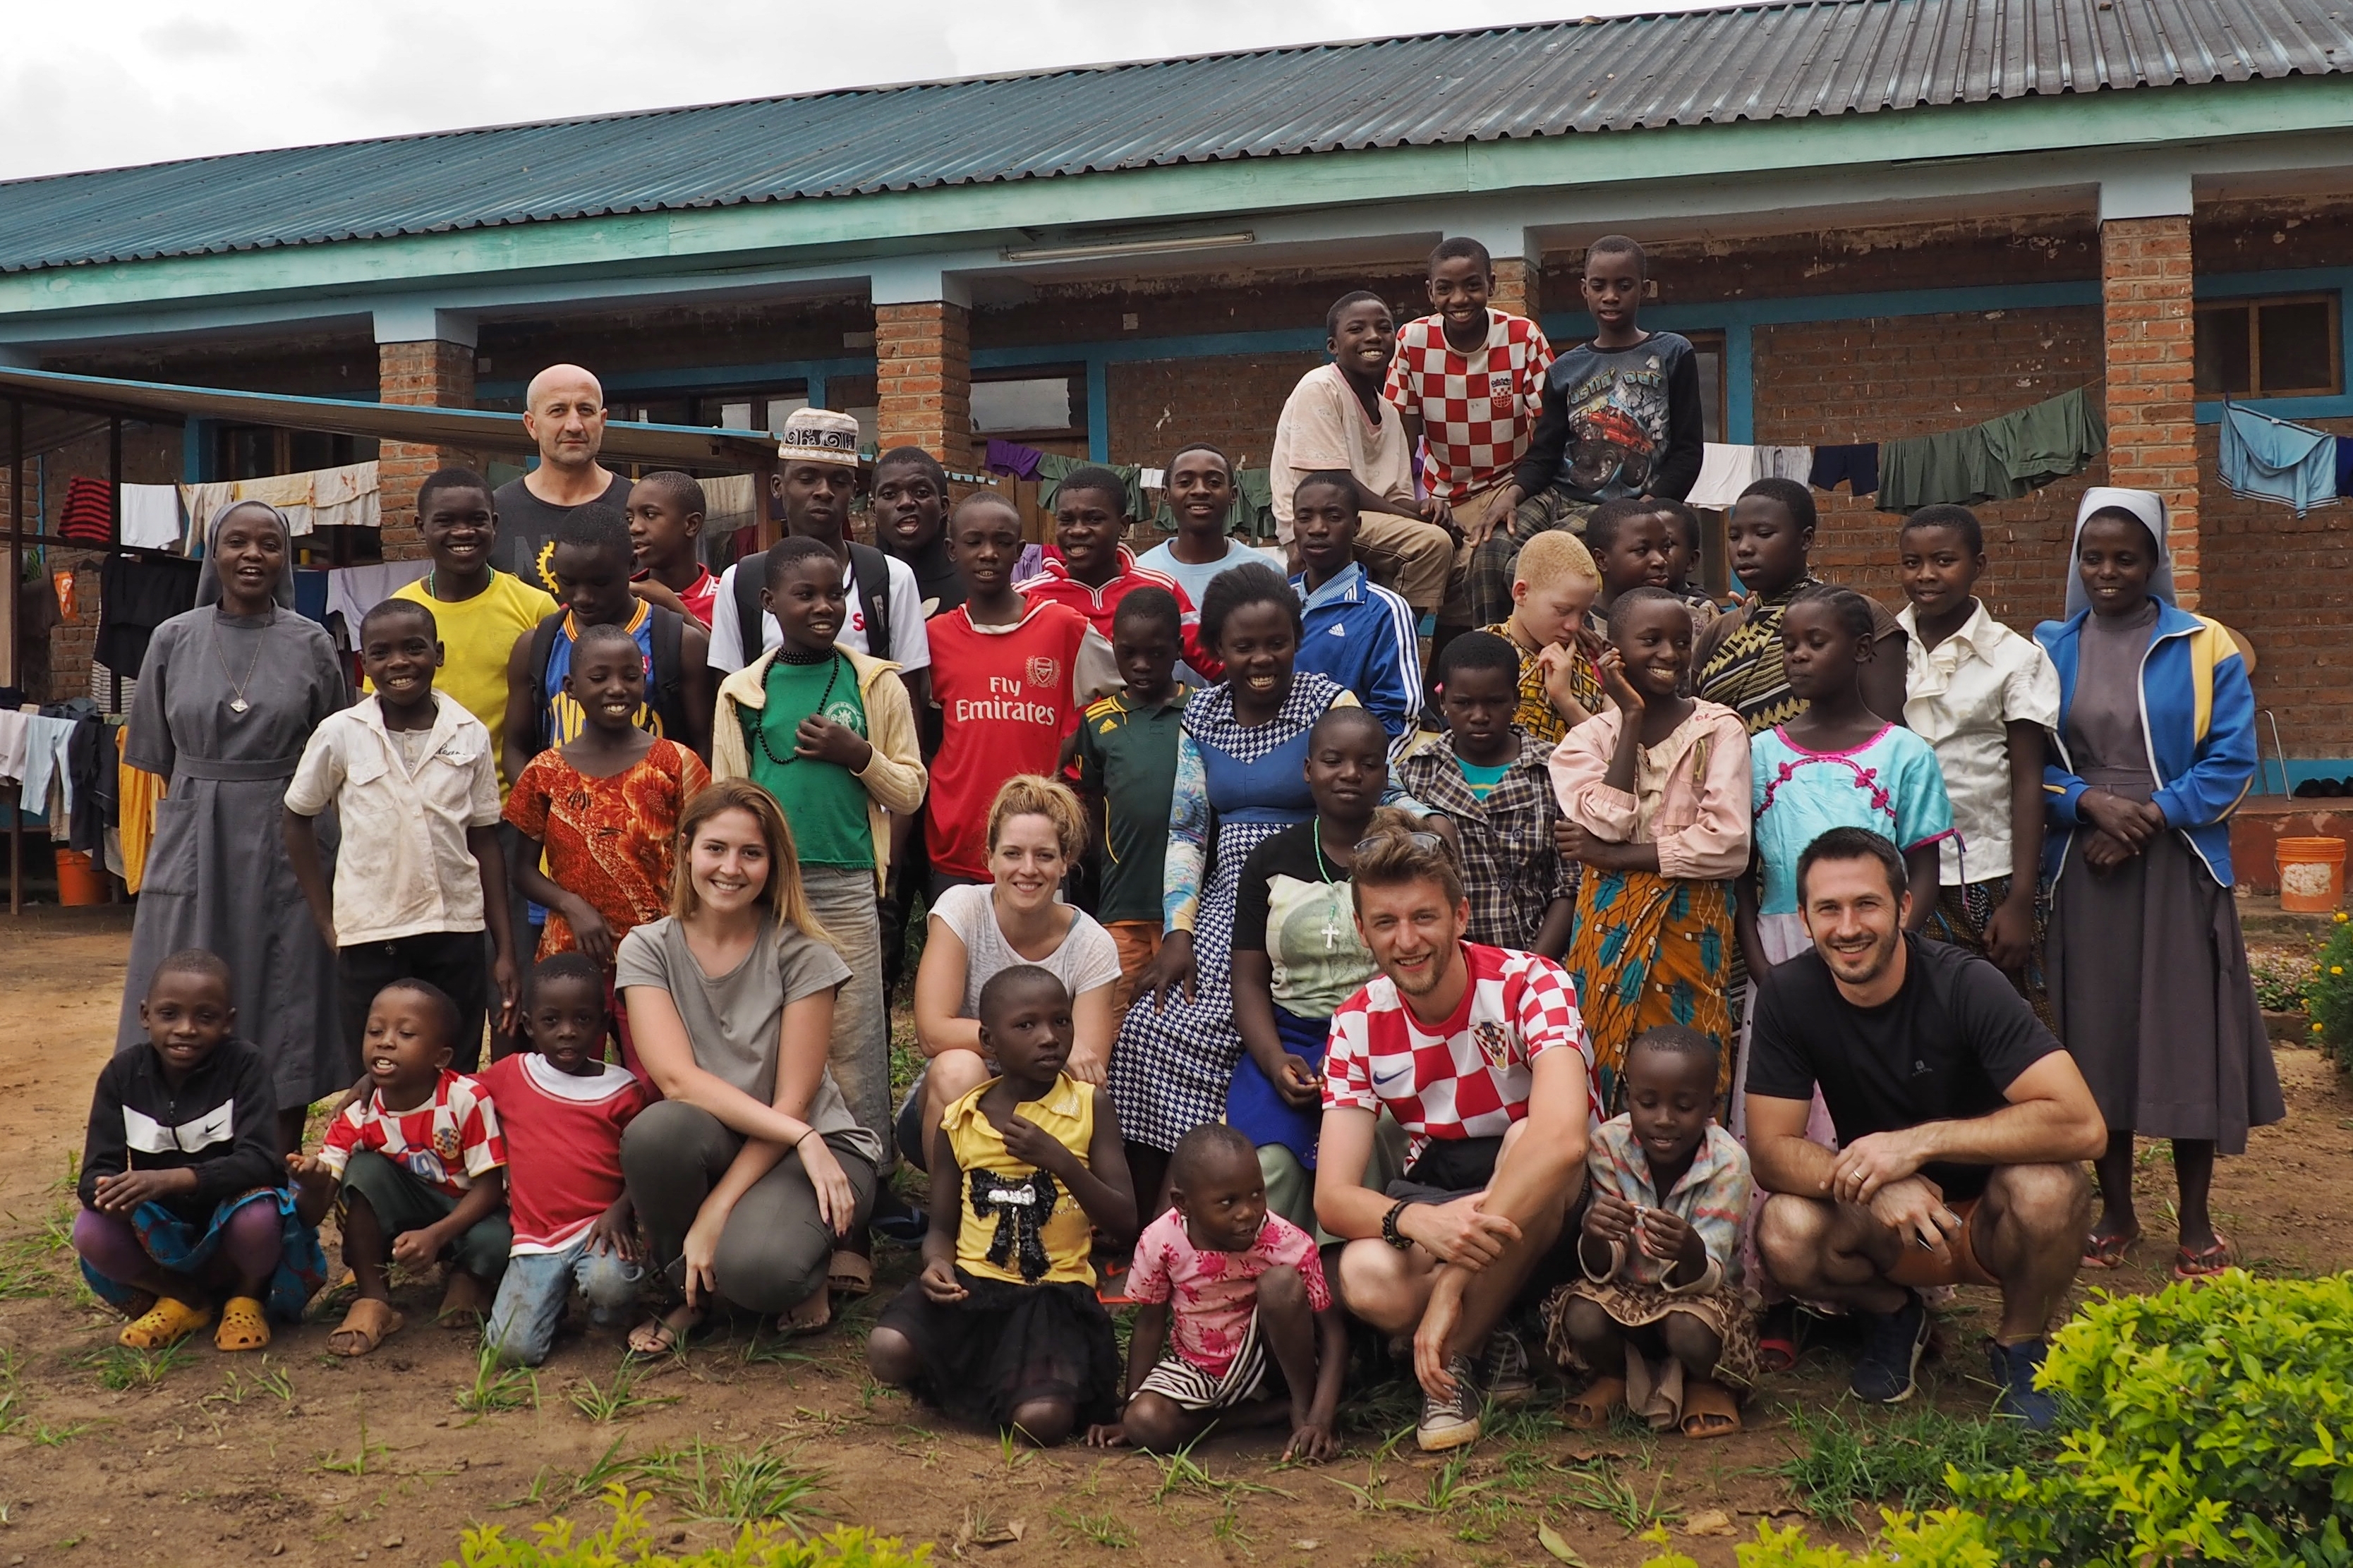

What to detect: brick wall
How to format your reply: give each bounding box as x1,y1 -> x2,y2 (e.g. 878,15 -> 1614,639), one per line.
1751,305 -> 2105,630
2098,216 -> 2201,603
2198,416 -> 2353,758
1105,351 -> 1323,473
875,301 -> 972,468
377,338 -> 478,559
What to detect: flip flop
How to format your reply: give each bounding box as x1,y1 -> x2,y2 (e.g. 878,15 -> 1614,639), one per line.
826,1251 -> 873,1298
213,1295 -> 271,1353
1563,1375 -> 1625,1431
782,1283 -> 833,1338
327,1298 -> 404,1358
1755,1303 -> 1800,1373
1679,1377 -> 1741,1440
2172,1233 -> 2238,1281
2081,1227 -> 2141,1270
627,1304 -> 702,1357
119,1296 -> 211,1351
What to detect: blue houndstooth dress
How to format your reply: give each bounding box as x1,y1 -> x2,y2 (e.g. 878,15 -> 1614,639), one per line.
1107,673 -> 1348,1153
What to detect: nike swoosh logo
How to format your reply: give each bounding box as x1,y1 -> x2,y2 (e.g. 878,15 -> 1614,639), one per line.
1372,1063 -> 1415,1093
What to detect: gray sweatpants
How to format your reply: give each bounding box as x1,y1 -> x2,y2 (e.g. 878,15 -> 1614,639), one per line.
619,1099 -> 878,1315
802,865 -> 894,1159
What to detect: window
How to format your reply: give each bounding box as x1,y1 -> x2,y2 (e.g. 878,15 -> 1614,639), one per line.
1681,329 -> 1727,443
2194,293 -> 2342,398
971,374 -> 1082,437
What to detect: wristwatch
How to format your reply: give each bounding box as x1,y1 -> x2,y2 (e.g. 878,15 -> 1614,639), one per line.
1381,1198 -> 1415,1251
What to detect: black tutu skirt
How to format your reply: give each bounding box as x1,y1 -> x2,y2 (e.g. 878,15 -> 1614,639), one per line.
876,1270 -> 1120,1429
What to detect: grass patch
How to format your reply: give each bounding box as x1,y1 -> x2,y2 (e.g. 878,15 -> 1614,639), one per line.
1775,1399 -> 2055,1524
1051,1505 -> 1137,1549
456,1346 -> 540,1415
624,1438 -> 830,1532
567,1360 -> 677,1423
1549,1457 -> 1680,1536
316,1414 -> 392,1478
78,1340 -> 191,1391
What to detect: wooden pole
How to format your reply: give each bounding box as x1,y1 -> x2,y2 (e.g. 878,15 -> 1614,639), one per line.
8,398 -> 23,917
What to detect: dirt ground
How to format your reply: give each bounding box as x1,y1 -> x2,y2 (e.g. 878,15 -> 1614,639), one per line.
4,906 -> 2349,1568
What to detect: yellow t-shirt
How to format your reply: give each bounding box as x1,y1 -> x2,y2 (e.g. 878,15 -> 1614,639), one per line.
943,1073 -> 1098,1287
378,571 -> 557,796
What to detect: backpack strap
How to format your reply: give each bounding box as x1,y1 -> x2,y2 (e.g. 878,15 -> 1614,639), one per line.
732,556 -> 770,662
649,605 -> 686,741
847,541 -> 894,659
525,612 -> 564,755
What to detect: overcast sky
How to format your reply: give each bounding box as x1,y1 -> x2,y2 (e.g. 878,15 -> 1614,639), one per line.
0,0 -> 1731,182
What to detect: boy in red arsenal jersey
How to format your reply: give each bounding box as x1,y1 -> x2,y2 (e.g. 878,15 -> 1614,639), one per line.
625,472 -> 718,628
1021,466 -> 1220,680
925,493 -> 1118,894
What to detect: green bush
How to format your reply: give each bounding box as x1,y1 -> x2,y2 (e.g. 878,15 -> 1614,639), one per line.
1635,1511 -> 1998,1568
2310,915 -> 2353,1064
449,1488 -> 932,1568
1954,1270 -> 2353,1567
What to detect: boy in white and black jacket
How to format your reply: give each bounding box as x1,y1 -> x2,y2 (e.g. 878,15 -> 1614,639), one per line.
73,949 -> 326,1354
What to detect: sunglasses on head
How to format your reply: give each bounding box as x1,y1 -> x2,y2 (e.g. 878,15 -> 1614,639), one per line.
1355,830 -> 1448,857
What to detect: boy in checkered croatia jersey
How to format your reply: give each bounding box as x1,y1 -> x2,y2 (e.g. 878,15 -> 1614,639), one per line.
1314,823 -> 1599,1454
291,979 -> 509,1360
1381,236 -> 1556,633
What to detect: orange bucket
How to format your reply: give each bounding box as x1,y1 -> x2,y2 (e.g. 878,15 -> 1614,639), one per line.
2278,837 -> 2347,913
54,847 -> 106,906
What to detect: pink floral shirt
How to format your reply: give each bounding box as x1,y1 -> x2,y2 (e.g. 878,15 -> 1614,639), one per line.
1126,1208 -> 1332,1377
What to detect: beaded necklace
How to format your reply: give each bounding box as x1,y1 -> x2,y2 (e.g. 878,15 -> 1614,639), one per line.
752,646 -> 845,769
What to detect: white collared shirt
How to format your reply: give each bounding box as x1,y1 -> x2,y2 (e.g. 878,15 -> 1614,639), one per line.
284,692 -> 502,946
1897,599 -> 2062,887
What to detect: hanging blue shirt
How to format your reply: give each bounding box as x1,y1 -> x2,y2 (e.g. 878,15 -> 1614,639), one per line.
2218,403 -> 2338,516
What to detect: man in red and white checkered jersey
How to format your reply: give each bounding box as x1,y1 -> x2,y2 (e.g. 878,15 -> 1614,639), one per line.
1382,237 -> 1555,632
1314,822 -> 1595,1453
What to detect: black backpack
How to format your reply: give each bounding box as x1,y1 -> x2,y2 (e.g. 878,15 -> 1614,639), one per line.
732,540 -> 894,664
526,605 -> 689,753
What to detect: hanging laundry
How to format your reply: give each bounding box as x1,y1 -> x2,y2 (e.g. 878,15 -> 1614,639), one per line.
2337,437 -> 2353,500
179,481 -> 235,542
117,727 -> 166,894
93,555 -> 202,675
118,483 -> 185,550
700,474 -> 760,546
18,712 -> 79,819
1808,444 -> 1880,496
308,461 -> 380,531
0,708 -> 28,784
1140,468 -> 1167,492
1034,453 -> 1147,518
68,714 -> 110,854
59,476 -> 113,545
984,438 -> 1045,481
294,569 -> 331,627
1877,427 -> 2023,512
1980,385 -> 2107,488
1686,444 -> 1760,508
1150,466 -> 1279,539
2219,402 -> 2340,515
1758,445 -> 1815,483
322,561 -> 430,635
179,461 -> 382,539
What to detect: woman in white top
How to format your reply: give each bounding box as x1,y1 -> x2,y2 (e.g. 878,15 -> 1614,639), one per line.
900,775 -> 1122,1169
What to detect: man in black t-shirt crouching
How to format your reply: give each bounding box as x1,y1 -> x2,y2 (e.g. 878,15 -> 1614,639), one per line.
1746,827 -> 2105,1429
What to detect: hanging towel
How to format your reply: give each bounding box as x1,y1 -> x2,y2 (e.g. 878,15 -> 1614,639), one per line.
179,481 -> 236,545
1980,386 -> 2107,487
60,476 -> 113,545
322,561 -> 430,633
308,461 -> 380,530
1758,445 -> 1815,483
1877,427 -> 2024,512
117,727 -> 166,895
984,438 -> 1045,480
118,484 -> 184,550
0,709 -> 28,784
1808,444 -> 1880,496
2219,403 -> 2339,515
1686,444 -> 1760,508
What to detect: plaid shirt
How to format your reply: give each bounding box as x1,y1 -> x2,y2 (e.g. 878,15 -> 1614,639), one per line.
1397,729 -> 1574,953
1584,1117 -> 1750,1292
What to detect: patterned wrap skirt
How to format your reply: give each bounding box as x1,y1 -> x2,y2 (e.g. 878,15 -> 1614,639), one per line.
1561,870 -> 1736,1114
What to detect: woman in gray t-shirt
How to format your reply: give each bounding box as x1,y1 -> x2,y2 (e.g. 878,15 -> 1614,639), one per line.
615,779 -> 883,1352
902,777 -> 1121,1169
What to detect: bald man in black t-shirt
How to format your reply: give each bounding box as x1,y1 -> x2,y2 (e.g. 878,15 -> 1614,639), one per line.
1744,827 -> 2104,1429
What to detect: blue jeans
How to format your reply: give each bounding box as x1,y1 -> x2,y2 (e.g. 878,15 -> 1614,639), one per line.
483,1236 -> 643,1366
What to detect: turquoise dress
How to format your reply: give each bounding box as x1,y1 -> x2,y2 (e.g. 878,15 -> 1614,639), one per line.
1748,723 -> 1954,915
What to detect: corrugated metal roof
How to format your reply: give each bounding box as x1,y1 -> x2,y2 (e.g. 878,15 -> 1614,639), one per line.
3,0 -> 2347,275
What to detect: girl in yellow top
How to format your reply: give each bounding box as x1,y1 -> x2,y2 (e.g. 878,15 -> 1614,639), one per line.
867,965 -> 1136,1443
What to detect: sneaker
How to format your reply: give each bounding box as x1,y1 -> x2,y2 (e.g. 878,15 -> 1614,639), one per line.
1988,1338 -> 2060,1430
1417,1354 -> 1482,1451
1849,1292 -> 1930,1404
1480,1327 -> 1535,1406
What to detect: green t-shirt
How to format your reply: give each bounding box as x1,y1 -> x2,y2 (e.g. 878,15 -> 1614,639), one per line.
1072,688 -> 1188,925
746,652 -> 873,870
1455,756 -> 1513,802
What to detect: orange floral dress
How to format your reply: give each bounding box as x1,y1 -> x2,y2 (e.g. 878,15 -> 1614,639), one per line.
503,740 -> 710,959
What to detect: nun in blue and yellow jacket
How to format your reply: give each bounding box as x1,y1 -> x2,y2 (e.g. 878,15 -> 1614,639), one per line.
2035,487 -> 2280,1283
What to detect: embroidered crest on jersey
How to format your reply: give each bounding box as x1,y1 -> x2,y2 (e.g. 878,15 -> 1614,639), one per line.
1472,1020 -> 1516,1069
1025,655 -> 1063,689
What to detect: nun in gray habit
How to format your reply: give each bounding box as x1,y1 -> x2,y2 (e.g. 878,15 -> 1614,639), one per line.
118,502 -> 349,1145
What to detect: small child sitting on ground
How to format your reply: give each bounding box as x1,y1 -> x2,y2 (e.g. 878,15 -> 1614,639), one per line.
292,979 -> 510,1359
867,965 -> 1137,1444
478,954 -> 648,1366
1087,1124 -> 1344,1461
74,949 -> 327,1352
1544,1024 -> 1755,1440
